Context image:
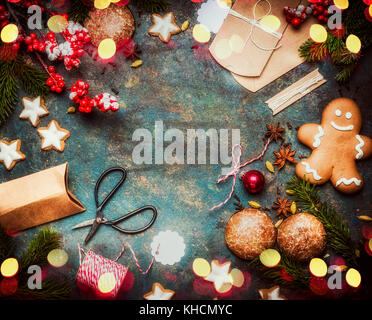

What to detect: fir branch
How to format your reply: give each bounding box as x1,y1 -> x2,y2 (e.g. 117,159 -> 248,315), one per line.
68,0 -> 92,25
299,40 -> 327,62
335,63 -> 358,83
287,176 -> 357,265
15,57 -> 48,97
0,60 -> 19,125
17,280 -> 70,300
19,227 -> 63,277
249,254 -> 310,289
131,0 -> 170,12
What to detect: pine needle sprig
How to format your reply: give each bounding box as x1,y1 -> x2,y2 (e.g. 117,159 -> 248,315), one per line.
17,280 -> 70,300
68,0 -> 92,25
0,60 -> 19,125
19,227 -> 63,278
15,57 -> 48,97
131,0 -> 170,12
287,176 -> 357,265
249,254 -> 310,289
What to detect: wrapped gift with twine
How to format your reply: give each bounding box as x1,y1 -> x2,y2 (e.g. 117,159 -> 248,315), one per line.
0,163 -> 85,232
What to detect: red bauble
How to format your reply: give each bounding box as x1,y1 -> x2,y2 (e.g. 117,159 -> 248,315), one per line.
241,170 -> 265,194
291,17 -> 301,28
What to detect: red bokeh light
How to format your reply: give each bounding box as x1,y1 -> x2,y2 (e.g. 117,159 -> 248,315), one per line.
309,278 -> 329,296
0,277 -> 18,296
362,225 -> 372,239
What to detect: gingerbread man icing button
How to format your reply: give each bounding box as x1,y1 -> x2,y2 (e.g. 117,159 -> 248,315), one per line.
296,98 -> 372,194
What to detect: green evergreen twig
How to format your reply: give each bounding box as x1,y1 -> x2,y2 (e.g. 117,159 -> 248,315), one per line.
16,280 -> 70,300
68,0 -> 92,25
0,60 -> 19,125
131,0 -> 170,12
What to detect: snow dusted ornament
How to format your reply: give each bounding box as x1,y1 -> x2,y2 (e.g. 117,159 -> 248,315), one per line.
197,0 -> 231,33
151,231 -> 185,266
45,21 -> 90,70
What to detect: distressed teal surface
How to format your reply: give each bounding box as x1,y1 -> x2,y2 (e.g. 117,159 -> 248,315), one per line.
0,1 -> 371,300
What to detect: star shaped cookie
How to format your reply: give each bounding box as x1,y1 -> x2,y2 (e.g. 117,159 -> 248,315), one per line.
204,260 -> 232,291
143,283 -> 175,300
0,139 -> 26,170
20,96 -> 49,127
258,286 -> 286,300
148,12 -> 181,43
37,120 -> 70,152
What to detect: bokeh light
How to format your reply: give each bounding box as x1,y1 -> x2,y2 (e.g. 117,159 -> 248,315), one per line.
346,34 -> 361,54
230,268 -> 244,288
259,249 -> 281,268
260,15 -> 281,32
47,15 -> 68,33
192,24 -> 211,43
98,38 -> 117,60
333,0 -> 349,10
309,24 -> 328,43
229,34 -> 244,53
214,280 -> 232,294
1,24 -> 19,43
47,249 -> 69,268
98,272 -> 116,294
362,225 -> 372,239
309,277 -> 329,296
217,0 -> 232,8
365,239 -> 372,256
0,258 -> 19,278
345,268 -> 361,288
363,0 -> 372,5
0,277 -> 18,296
193,258 -> 211,277
94,0 -> 111,9
309,258 -> 327,278
214,38 -> 232,59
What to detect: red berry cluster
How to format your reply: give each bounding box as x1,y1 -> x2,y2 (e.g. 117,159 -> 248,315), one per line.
46,66 -> 65,93
20,0 -> 45,11
69,80 -> 96,113
0,5 -> 9,29
284,0 -> 331,29
24,33 -> 46,52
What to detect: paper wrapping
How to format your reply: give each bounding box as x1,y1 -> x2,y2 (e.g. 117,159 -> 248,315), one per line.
265,68 -> 327,115
0,163 -> 85,232
209,0 -> 301,77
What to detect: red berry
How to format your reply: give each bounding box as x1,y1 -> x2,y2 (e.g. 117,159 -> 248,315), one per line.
48,66 -> 55,72
71,85 -> 77,92
51,85 -> 57,91
285,14 -> 292,23
317,6 -> 324,13
27,44 -> 33,51
57,81 -> 65,88
55,87 -> 63,93
291,17 -> 301,28
24,36 -> 32,44
12,43 -> 20,51
318,15 -> 324,22
46,78 -> 54,86
30,33 -> 36,39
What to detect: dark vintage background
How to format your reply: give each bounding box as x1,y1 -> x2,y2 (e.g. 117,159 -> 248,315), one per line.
0,0 -> 371,299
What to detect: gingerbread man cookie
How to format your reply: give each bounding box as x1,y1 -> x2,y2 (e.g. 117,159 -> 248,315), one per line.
296,98 -> 372,194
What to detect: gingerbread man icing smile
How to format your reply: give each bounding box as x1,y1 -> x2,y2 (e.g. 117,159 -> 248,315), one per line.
296,98 -> 372,194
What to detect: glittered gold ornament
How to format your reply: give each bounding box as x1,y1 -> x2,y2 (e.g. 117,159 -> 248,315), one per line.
277,213 -> 326,261
225,209 -> 276,260
85,4 -> 135,47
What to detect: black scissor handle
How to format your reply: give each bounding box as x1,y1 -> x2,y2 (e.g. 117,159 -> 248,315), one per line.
106,205 -> 158,234
95,167 -> 127,212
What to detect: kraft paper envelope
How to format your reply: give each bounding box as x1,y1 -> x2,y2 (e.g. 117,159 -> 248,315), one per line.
232,14 -> 313,92
0,163 -> 85,232
209,0 -> 301,77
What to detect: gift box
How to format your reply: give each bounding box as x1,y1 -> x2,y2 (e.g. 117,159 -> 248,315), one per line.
0,163 -> 85,232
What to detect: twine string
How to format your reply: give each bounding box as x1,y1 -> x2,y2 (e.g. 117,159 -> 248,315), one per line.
229,0 -> 282,51
209,138 -> 271,211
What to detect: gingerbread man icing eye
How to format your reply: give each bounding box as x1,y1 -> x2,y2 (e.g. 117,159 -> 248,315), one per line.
335,109 -> 342,116
346,112 -> 352,119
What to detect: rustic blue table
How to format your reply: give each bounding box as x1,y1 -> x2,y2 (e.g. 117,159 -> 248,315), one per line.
0,1 -> 371,300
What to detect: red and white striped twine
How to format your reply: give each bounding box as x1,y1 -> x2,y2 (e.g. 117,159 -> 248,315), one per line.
209,139 -> 271,211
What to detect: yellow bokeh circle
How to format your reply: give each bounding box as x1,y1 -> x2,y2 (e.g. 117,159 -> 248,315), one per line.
309,258 -> 327,278
1,24 -> 19,43
47,15 -> 68,33
259,249 -> 281,268
0,258 -> 19,278
345,268 -> 361,288
98,38 -> 117,60
94,0 -> 111,9
98,272 -> 116,294
192,258 -> 211,277
309,24 -> 328,43
47,249 -> 69,268
334,0 -> 349,10
192,24 -> 211,44
230,268 -> 244,287
346,34 -> 361,54
260,15 -> 281,33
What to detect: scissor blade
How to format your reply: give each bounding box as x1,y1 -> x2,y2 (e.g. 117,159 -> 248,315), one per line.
71,219 -> 96,229
84,219 -> 101,245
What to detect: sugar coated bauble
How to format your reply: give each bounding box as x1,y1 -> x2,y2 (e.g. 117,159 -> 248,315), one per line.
85,4 -> 135,47
277,213 -> 326,261
225,208 -> 276,260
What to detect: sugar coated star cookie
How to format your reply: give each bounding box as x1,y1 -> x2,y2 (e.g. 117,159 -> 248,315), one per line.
143,283 -> 175,300
37,120 -> 70,152
20,96 -> 49,127
148,12 -> 181,43
296,98 -> 372,194
0,139 -> 26,170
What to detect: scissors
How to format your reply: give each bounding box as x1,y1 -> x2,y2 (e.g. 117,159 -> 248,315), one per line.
72,167 -> 157,245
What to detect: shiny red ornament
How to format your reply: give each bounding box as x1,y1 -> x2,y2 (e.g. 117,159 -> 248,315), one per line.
241,170 -> 265,194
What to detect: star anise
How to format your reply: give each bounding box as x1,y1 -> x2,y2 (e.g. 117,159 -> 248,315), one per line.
272,197 -> 292,218
273,145 -> 297,170
264,123 -> 285,143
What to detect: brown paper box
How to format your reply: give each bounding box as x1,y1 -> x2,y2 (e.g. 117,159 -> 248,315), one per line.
0,163 -> 85,232
209,0 -> 301,77
232,13 -> 313,92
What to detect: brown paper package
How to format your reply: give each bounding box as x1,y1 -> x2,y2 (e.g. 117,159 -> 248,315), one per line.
0,163 -> 85,232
